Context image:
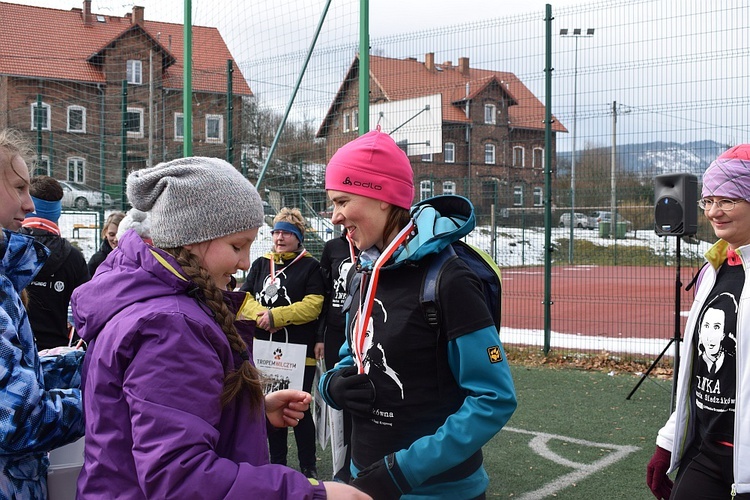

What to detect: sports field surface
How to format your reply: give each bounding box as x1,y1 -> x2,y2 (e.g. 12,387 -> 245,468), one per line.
305,363 -> 672,499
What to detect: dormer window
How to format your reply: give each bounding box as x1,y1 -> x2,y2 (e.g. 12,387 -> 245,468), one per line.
127,60 -> 142,85
484,104 -> 496,124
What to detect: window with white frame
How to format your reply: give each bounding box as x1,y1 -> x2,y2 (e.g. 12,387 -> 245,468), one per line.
67,157 -> 85,183
67,105 -> 86,133
484,143 -> 496,165
533,186 -> 543,206
513,185 -> 523,206
421,152 -> 433,162
206,115 -> 223,143
34,156 -> 50,176
444,142 -> 455,163
127,60 -> 142,85
174,113 -> 184,141
420,180 -> 433,201
484,103 -> 496,124
125,108 -> 144,137
353,109 -> 359,131
443,181 -> 456,195
533,147 -> 544,169
343,113 -> 350,132
30,102 -> 51,131
513,146 -> 525,167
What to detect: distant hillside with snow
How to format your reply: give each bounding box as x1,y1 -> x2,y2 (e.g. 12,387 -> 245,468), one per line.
558,140 -> 731,180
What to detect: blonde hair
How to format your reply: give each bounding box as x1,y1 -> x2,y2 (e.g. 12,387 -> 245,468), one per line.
0,129 -> 35,169
0,129 -> 34,190
273,207 -> 306,237
101,211 -> 126,239
163,246 -> 264,409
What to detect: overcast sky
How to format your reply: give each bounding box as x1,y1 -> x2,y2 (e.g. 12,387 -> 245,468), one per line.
7,0 -> 750,150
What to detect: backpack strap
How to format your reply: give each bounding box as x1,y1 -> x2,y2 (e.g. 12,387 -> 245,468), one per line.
421,244 -> 457,330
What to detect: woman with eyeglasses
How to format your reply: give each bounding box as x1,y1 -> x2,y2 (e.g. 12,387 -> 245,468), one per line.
240,207 -> 325,480
647,144 -> 750,500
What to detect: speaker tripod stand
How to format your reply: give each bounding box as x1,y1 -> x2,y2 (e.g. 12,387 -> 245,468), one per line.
627,236 -> 682,411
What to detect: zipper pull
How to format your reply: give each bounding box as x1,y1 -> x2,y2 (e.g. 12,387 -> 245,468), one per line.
731,483 -> 736,498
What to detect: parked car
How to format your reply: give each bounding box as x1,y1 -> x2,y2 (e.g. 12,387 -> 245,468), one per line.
590,211 -> 632,231
59,181 -> 113,211
559,212 -> 593,229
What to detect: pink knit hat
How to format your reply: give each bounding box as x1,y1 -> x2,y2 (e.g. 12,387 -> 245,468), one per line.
325,128 -> 414,209
702,144 -> 750,200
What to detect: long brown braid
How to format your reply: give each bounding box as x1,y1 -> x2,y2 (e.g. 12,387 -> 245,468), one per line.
163,246 -> 264,409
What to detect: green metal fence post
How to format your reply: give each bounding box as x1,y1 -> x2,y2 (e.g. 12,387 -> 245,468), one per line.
36,94 -> 43,166
183,0 -> 193,157
359,0 -> 369,134
121,80 -> 128,210
543,4 -> 554,354
226,59 -> 234,165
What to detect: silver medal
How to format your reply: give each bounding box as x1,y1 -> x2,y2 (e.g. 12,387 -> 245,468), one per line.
266,283 -> 278,298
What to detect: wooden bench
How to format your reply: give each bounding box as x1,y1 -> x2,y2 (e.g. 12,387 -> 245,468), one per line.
72,223 -> 98,239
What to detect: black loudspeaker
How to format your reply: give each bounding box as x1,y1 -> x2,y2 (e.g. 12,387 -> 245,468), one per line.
654,173 -> 698,236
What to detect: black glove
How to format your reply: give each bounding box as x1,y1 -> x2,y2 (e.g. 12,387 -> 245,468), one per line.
646,446 -> 673,499
352,453 -> 411,500
325,365 -> 375,418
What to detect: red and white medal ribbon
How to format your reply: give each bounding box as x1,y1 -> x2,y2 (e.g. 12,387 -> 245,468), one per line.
266,250 -> 307,297
352,221 -> 414,373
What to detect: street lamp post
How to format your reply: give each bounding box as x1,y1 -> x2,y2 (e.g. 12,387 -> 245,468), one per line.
560,28 -> 594,263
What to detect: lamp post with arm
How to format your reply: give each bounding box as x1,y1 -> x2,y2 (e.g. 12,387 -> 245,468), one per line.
560,27 -> 594,263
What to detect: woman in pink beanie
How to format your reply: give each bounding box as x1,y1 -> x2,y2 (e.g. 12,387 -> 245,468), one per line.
319,129 -> 517,499
647,144 -> 750,499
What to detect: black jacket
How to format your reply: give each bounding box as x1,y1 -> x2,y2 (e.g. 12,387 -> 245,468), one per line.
87,239 -> 113,277
18,227 -> 90,350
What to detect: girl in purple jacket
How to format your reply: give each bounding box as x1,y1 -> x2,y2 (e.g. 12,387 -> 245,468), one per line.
71,157 -> 369,500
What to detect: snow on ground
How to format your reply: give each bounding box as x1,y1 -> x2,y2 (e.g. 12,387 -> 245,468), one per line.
60,211 -> 712,356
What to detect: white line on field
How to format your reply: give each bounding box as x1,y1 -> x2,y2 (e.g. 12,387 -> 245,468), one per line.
503,426 -> 640,500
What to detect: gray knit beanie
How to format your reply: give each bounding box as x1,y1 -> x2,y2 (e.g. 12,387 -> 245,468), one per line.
126,157 -> 263,247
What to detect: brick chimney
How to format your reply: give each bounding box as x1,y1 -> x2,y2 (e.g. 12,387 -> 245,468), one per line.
425,52 -> 435,71
458,57 -> 470,76
82,0 -> 91,25
132,5 -> 144,25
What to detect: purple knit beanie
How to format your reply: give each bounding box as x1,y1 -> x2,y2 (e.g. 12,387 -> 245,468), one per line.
325,128 -> 414,209
702,144 -> 750,200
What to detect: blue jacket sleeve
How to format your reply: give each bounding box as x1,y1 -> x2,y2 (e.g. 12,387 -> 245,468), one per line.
393,325 -> 517,488
318,337 -> 356,409
0,292 -> 84,455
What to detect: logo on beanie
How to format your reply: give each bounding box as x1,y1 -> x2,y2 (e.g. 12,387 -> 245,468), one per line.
343,176 -> 382,191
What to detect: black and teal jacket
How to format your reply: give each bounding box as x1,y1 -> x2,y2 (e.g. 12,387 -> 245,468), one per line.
319,195 -> 517,499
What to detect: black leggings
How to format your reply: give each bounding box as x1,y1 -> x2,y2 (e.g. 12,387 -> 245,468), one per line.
268,364 -> 317,469
671,445 -> 750,499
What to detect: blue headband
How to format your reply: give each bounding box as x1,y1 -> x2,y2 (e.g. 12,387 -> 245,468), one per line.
272,221 -> 304,243
27,196 -> 62,223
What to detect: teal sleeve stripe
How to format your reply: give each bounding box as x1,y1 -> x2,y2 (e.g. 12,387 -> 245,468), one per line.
394,326 -> 517,488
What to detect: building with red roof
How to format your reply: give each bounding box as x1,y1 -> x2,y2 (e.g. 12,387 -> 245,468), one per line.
0,1 -> 251,203
318,53 -> 566,215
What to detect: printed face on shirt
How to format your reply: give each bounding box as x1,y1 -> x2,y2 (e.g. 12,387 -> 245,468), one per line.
186,227 -> 259,289
699,307 -> 725,360
327,189 -> 391,251
703,196 -> 750,249
0,153 -> 34,230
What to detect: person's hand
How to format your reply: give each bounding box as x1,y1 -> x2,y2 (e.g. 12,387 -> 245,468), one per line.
646,446 -> 673,499
255,309 -> 273,331
326,366 -> 375,418
265,389 -> 311,428
322,481 -> 372,499
352,453 -> 411,500
314,342 -> 325,360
